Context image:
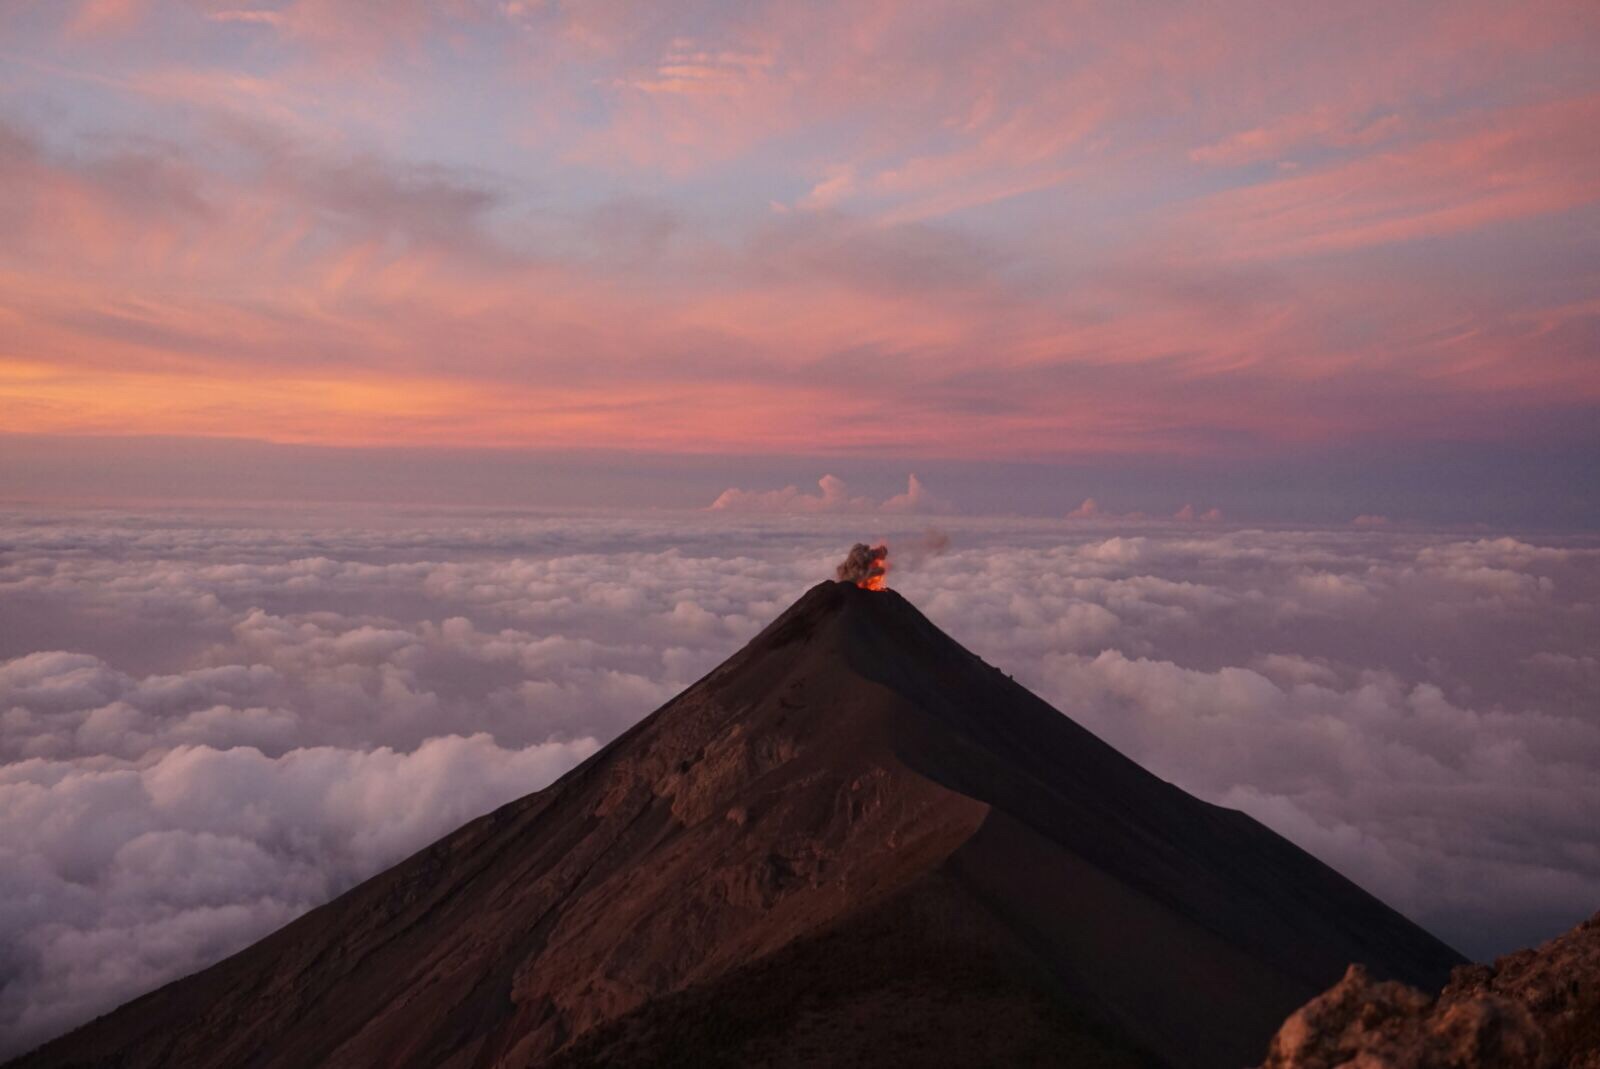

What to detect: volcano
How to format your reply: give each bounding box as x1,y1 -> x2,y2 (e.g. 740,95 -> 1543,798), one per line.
10,581 -> 1463,1069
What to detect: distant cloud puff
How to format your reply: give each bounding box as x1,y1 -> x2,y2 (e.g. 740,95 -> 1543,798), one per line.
1173,503 -> 1224,522
708,473 -> 952,514
1065,498 -> 1221,523
881,474 -> 952,513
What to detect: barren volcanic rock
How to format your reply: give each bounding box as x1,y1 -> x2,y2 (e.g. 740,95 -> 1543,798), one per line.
1262,911 -> 1600,1069
10,582 -> 1464,1069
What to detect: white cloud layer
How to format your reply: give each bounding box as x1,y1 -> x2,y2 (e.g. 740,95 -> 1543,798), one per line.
0,506 -> 1596,1054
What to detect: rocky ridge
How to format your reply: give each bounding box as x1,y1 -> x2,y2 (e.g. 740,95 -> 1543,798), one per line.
1263,911 -> 1600,1069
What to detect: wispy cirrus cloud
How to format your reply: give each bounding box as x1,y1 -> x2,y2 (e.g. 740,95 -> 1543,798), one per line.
1180,93 -> 1600,260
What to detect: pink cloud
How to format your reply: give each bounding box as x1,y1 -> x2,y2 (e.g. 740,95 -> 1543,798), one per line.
882,474 -> 953,514
66,0 -> 147,36
2,1 -> 1598,460
1180,93 -> 1600,260
1190,107 -> 1406,167
206,10 -> 285,27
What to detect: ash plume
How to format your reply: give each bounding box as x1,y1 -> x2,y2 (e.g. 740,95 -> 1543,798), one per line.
903,527 -> 950,566
835,543 -> 888,587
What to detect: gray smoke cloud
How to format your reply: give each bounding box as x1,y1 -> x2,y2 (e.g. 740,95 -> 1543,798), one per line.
901,527 -> 951,567
835,542 -> 889,587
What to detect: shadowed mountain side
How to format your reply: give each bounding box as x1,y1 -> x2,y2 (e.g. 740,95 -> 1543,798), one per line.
543,871 -> 1158,1069
9,581 -> 1464,1069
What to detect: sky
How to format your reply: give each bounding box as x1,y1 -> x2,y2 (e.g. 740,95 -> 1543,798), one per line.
1,506 -> 1597,1054
1,1 -> 1598,523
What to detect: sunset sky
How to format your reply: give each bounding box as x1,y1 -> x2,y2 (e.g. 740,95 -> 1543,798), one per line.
2,1 -> 1598,521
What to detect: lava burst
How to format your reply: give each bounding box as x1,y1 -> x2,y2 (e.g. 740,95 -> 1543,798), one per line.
836,543 -> 889,590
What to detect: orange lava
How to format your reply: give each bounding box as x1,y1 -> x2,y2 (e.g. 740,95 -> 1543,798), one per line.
860,552 -> 889,590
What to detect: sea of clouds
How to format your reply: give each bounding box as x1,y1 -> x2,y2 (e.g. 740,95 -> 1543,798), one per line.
1,504 -> 1597,1054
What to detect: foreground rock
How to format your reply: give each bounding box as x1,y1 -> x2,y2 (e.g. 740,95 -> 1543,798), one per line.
1263,911 -> 1600,1068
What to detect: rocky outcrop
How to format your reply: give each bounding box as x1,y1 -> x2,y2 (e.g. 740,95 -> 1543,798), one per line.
1263,911 -> 1600,1069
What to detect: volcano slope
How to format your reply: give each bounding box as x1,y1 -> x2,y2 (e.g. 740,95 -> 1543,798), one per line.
10,581 -> 1464,1069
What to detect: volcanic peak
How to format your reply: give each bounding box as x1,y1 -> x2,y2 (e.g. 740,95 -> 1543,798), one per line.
9,578 -> 1464,1069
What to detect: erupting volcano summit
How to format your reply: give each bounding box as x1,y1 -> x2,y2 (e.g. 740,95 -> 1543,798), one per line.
10,578 -> 1464,1069
835,541 -> 889,590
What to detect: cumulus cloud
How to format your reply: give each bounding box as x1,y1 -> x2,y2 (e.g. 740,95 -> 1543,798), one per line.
881,473 -> 953,514
709,473 -> 866,512
1172,502 -> 1223,522
1065,497 -> 1155,522
709,473 -> 951,514
1066,497 -> 1222,523
0,505 -> 1597,1052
